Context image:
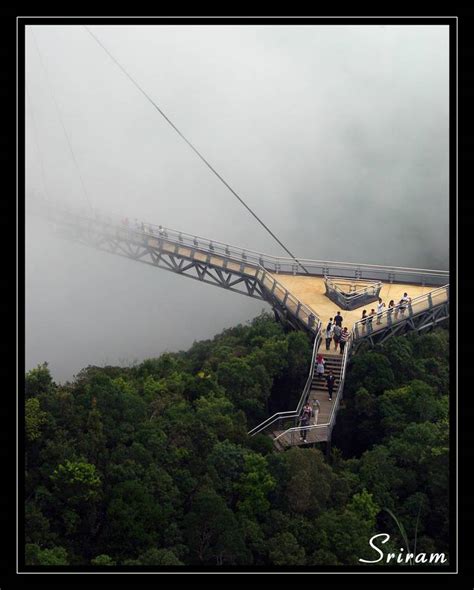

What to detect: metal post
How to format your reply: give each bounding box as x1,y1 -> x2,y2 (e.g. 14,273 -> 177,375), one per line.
428,292 -> 433,310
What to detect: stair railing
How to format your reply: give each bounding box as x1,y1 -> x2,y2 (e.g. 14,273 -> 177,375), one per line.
247,330 -> 322,437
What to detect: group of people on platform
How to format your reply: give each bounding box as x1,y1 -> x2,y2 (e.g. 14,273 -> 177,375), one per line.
360,292 -> 411,330
324,312 -> 349,353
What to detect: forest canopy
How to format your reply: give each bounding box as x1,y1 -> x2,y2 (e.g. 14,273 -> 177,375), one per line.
24,313 -> 450,567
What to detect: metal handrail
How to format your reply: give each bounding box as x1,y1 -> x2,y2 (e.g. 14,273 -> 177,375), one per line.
247,331 -> 322,436
48,204 -> 449,282
255,267 -> 322,334
352,284 -> 450,340
274,424 -> 319,441
144,223 -> 449,279
325,276 -> 382,299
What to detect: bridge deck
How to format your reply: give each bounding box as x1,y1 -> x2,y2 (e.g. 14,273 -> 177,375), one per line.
269,274 -> 438,327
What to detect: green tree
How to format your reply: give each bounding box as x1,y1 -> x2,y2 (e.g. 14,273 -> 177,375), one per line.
267,532 -> 306,566
25,544 -> 69,566
25,362 -> 54,399
236,453 -> 276,519
184,487 -> 248,565
312,489 -> 380,565
50,459 -> 101,505
345,352 -> 396,397
25,398 -> 48,442
273,448 -> 334,516
91,554 -> 116,566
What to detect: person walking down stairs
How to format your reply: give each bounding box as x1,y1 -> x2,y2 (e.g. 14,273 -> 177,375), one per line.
326,370 -> 335,401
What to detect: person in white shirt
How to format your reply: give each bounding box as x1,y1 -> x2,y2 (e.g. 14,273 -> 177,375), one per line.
398,292 -> 411,316
325,318 -> 334,350
376,298 -> 386,324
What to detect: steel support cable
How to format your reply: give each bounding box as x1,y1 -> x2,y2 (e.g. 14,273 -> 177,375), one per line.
30,29 -> 94,214
84,26 -> 309,274
26,86 -> 50,203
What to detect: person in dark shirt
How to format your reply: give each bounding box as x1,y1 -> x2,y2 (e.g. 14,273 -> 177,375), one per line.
326,371 -> 335,401
334,312 -> 343,327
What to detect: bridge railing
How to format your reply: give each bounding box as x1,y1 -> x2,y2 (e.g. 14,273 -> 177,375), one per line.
324,276 -> 382,309
352,284 -> 450,340
325,276 -> 382,298
141,222 -> 449,285
247,330 -> 322,437
46,204 -> 449,285
255,267 -> 321,335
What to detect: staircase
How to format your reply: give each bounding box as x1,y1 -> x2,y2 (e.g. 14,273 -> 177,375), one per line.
270,348 -> 344,447
309,350 -> 343,423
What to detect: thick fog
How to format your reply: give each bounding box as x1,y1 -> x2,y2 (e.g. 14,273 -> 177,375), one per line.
25,24 -> 449,381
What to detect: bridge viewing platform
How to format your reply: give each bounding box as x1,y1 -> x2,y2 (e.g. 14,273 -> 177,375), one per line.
42,204 -> 450,449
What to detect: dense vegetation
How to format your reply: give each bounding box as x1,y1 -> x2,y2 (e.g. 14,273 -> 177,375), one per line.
24,313 -> 450,567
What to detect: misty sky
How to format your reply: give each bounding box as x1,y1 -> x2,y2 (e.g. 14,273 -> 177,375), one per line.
25,23 -> 449,381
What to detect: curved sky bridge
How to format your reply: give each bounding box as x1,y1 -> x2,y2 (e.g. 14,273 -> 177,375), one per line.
46,206 -> 450,449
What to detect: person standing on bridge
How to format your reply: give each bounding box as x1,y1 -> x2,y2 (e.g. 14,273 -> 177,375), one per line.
325,318 -> 334,350
387,300 -> 395,322
334,311 -> 343,328
316,354 -> 325,380
326,370 -> 335,401
339,327 -> 350,354
398,292 -> 411,317
333,324 -> 342,351
376,297 -> 386,324
361,309 -> 368,330
367,308 -> 376,330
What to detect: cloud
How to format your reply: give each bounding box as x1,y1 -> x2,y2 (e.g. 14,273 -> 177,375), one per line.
26,23 -> 449,380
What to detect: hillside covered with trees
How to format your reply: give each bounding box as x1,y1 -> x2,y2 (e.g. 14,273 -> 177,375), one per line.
24,313 -> 450,567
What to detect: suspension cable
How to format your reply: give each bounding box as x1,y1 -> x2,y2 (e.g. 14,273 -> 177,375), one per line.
84,26 -> 309,273
26,85 -> 50,203
30,29 -> 94,214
